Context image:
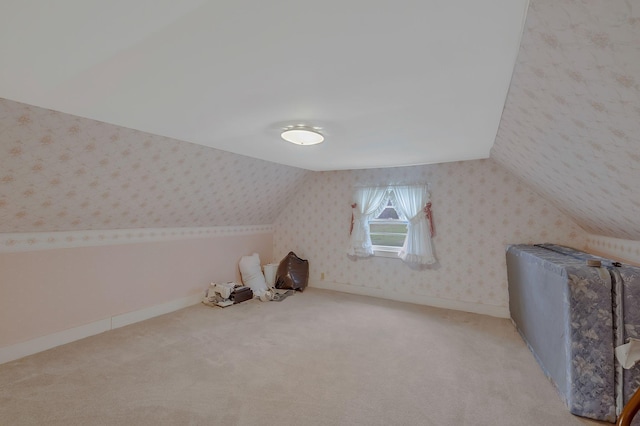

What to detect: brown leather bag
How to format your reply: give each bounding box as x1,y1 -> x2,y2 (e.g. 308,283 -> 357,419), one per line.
275,252 -> 309,291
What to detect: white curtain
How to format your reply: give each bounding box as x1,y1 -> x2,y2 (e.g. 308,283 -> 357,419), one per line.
347,187 -> 390,257
391,185 -> 436,265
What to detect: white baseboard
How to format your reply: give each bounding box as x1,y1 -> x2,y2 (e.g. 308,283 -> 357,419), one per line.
0,319 -> 112,366
0,284 -> 508,365
310,280 -> 510,318
111,293 -> 203,329
0,293 -> 203,365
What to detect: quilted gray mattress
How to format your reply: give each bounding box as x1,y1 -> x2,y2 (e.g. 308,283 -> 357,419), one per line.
508,244 -> 640,423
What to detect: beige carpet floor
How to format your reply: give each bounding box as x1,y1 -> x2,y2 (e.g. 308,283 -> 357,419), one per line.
0,288 -> 607,425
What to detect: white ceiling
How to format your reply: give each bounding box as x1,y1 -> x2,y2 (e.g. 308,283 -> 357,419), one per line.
0,0 -> 529,171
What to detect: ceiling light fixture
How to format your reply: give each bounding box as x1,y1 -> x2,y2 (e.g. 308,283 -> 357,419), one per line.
280,125 -> 324,145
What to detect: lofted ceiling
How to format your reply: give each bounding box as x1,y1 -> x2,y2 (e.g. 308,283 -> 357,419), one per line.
3,0 -> 637,241
492,0 -> 640,240
0,0 -> 528,171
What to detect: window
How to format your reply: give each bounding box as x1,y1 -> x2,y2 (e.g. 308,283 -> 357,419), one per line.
348,184 -> 435,264
369,199 -> 408,257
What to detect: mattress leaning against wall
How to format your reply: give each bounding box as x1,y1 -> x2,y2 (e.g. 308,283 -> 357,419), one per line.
506,244 -> 616,422
536,244 -> 640,411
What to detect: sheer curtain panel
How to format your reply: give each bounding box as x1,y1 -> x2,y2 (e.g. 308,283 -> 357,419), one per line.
391,185 -> 436,265
347,187 -> 390,257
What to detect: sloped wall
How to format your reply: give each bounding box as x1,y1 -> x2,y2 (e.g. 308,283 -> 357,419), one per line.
0,98 -> 302,359
273,159 -> 586,316
491,0 -> 640,240
0,98 -> 309,232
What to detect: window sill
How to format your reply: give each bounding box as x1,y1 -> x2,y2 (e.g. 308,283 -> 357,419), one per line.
372,248 -> 401,259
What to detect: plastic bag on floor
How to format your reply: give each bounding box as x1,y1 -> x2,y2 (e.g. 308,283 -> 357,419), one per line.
275,251 -> 309,292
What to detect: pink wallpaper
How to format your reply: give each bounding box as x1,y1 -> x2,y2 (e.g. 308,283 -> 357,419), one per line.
273,160 -> 586,311
0,232 -> 272,348
0,98 -> 309,233
491,0 -> 640,240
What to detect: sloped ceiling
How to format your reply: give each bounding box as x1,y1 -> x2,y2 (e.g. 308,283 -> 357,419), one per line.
0,98 -> 309,232
492,0 -> 640,240
3,0 -> 639,240
0,0 -> 528,171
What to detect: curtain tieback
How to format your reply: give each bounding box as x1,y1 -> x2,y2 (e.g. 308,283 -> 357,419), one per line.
424,202 -> 435,237
350,203 -> 357,235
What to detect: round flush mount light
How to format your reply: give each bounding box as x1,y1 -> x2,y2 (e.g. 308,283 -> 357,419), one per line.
280,125 -> 324,145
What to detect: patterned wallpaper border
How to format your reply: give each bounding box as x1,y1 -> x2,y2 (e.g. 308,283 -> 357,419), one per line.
0,225 -> 273,253
585,234 -> 640,266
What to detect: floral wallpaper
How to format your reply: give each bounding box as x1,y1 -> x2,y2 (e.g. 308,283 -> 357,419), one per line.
0,98 -> 310,232
273,160 -> 586,310
491,0 -> 640,240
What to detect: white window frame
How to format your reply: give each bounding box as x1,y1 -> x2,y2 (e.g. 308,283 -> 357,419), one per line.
369,214 -> 408,259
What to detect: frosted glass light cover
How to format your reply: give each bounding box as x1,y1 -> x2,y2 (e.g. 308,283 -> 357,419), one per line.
281,128 -> 324,145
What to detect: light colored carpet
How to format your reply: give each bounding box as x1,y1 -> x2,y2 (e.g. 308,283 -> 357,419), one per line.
0,288 -> 607,425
